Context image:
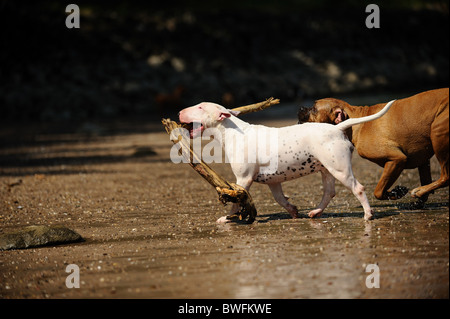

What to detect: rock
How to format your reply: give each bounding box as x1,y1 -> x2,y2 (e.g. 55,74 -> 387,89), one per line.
0,225 -> 84,250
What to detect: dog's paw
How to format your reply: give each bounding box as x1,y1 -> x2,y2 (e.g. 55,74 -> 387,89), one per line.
287,204 -> 299,218
410,186 -> 432,199
308,208 -> 323,218
364,209 -> 374,221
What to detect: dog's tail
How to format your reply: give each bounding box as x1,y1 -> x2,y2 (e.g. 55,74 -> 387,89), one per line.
336,100 -> 396,131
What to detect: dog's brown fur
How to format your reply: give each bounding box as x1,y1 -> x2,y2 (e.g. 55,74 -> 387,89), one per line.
297,88 -> 449,205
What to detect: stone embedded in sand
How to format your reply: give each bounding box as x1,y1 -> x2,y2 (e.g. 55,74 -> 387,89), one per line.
0,225 -> 83,250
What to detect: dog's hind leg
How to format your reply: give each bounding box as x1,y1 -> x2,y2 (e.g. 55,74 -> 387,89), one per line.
316,141 -> 373,220
308,169 -> 336,218
323,157 -> 373,220
333,170 -> 373,220
412,109 -> 449,199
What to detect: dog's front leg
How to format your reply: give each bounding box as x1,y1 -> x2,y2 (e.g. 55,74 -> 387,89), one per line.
373,155 -> 408,200
216,177 -> 253,223
268,183 -> 299,218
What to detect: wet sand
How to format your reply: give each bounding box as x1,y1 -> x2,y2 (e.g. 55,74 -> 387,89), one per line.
0,119 -> 448,299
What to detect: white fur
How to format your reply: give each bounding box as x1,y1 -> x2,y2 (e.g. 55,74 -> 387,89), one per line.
179,101 -> 395,221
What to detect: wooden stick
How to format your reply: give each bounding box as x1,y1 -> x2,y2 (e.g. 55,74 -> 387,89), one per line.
161,118 -> 257,223
231,97 -> 280,115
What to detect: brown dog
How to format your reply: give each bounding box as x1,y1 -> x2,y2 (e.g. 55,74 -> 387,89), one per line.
297,88 -> 449,207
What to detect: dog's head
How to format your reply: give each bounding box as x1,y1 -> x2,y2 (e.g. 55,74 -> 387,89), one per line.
297,98 -> 351,125
179,102 -> 240,138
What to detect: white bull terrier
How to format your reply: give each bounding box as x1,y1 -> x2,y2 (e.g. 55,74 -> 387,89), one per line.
178,100 -> 395,221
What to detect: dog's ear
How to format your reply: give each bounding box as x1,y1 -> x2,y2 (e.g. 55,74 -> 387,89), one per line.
217,109 -> 239,121
218,112 -> 231,120
331,107 -> 348,124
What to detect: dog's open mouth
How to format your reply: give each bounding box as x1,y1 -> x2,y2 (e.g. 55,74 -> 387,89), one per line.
181,121 -> 204,138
